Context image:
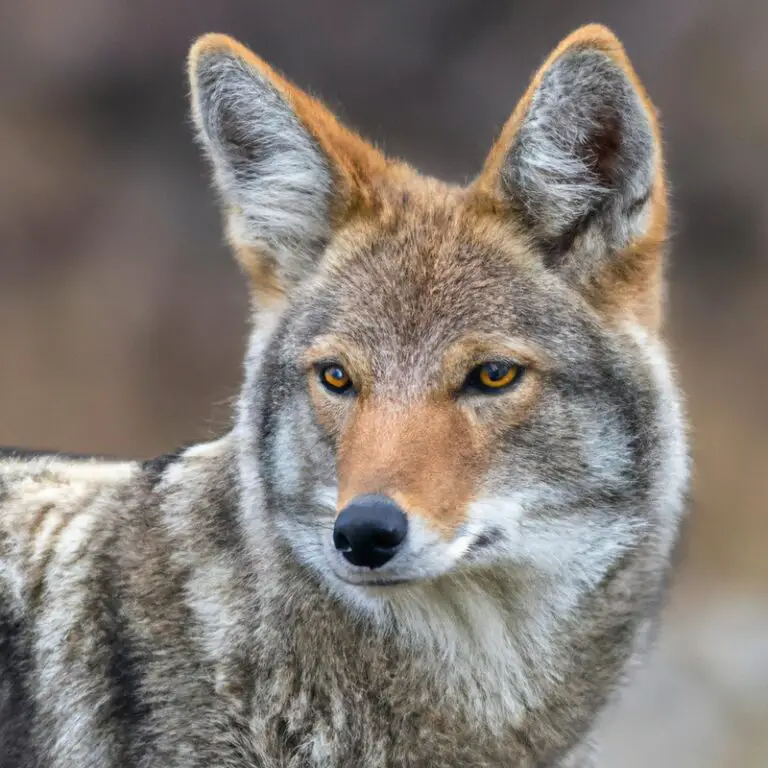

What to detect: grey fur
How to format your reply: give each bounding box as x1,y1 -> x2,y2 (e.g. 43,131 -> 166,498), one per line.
191,48 -> 334,287
502,48 -> 656,280
0,30 -> 688,768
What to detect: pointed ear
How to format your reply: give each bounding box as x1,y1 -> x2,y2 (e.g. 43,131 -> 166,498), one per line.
473,25 -> 668,328
188,34 -> 387,301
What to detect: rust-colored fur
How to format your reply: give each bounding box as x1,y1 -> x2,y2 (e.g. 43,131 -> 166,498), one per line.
191,26 -> 667,330
472,24 -> 668,330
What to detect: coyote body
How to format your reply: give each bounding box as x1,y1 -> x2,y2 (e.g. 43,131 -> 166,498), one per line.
0,25 -> 688,768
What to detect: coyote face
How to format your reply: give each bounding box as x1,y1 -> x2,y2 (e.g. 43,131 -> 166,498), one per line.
189,27 -> 687,613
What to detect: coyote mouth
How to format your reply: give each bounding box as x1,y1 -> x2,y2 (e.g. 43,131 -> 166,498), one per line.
336,574 -> 415,588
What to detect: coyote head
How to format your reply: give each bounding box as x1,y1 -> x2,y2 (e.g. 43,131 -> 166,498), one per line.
188,26 -> 686,612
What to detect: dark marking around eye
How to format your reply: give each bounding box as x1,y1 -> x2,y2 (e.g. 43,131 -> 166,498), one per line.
462,361 -> 524,395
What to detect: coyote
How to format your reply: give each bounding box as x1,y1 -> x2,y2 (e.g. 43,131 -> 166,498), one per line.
0,24 -> 688,767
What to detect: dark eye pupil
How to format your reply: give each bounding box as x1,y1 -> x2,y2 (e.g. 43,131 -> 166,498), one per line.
484,363 -> 508,381
329,367 -> 344,381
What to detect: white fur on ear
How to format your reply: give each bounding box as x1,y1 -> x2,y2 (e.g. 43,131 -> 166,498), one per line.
501,44 -> 656,267
189,39 -> 334,286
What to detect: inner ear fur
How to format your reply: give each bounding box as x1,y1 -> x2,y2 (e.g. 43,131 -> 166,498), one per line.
471,25 -> 668,330
188,33 -> 389,301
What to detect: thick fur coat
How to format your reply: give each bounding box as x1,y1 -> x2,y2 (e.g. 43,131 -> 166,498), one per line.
0,25 -> 688,767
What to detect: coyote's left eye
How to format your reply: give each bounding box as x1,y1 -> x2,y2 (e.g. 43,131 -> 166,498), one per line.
463,361 -> 523,394
318,363 -> 354,394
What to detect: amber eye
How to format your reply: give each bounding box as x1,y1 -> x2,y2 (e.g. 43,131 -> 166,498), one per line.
465,361 -> 523,394
319,363 -> 353,394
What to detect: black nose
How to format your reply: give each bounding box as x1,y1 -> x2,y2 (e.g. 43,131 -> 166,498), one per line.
333,494 -> 408,569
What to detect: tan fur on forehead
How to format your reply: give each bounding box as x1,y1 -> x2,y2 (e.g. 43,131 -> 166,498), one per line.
322,178 -> 531,277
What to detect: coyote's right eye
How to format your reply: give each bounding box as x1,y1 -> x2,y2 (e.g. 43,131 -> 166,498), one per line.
318,363 -> 354,394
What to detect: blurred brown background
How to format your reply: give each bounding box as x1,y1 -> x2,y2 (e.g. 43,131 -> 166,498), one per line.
1,1 -> 766,764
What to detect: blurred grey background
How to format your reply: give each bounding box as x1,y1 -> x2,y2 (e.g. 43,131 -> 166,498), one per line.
1,1 -> 766,764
